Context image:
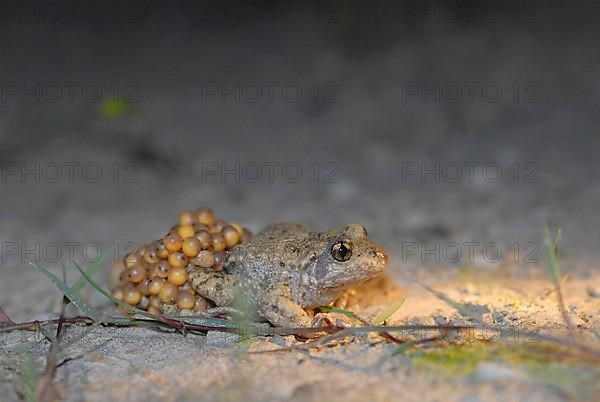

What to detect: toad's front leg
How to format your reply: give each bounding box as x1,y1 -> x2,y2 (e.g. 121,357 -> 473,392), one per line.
258,283 -> 314,328
260,284 -> 356,332
187,266 -> 235,306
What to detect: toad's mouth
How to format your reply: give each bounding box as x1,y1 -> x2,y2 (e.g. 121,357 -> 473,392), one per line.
322,275 -> 373,291
323,284 -> 348,291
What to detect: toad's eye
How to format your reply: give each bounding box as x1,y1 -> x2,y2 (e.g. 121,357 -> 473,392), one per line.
331,240 -> 353,262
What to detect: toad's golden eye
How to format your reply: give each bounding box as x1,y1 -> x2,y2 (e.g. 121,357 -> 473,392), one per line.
331,240 -> 353,262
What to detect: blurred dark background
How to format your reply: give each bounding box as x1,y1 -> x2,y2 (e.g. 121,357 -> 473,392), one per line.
1,0 -> 599,275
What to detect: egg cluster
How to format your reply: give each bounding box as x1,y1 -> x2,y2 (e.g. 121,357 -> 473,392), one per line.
110,208 -> 252,314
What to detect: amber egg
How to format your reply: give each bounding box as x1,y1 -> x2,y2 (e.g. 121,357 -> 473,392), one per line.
179,210 -> 198,226
176,291 -> 195,309
196,208 -> 215,226
163,232 -> 183,252
159,282 -> 179,304
167,267 -> 187,286
182,237 -> 201,257
127,265 -> 146,284
168,252 -> 188,268
177,225 -> 196,239
222,225 -> 240,248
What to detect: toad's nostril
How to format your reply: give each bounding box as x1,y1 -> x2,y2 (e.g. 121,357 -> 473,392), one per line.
380,249 -> 388,265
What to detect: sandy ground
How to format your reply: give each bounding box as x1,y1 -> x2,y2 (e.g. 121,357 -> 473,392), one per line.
1,1 -> 600,401
2,257 -> 599,402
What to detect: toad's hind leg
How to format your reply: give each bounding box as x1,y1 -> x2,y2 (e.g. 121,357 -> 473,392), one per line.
186,266 -> 235,306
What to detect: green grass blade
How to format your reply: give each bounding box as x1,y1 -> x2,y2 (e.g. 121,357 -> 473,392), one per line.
26,260 -> 100,320
74,263 -> 278,334
373,298 -> 405,325
20,346 -> 39,402
543,226 -> 576,332
319,305 -> 361,320
416,280 -> 482,324
543,225 -> 561,287
69,240 -> 117,293
72,262 -> 154,319
167,316 -> 248,329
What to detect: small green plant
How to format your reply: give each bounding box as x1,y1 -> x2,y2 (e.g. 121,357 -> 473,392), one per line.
19,347 -> 39,402
543,226 -> 576,333
100,98 -> 130,118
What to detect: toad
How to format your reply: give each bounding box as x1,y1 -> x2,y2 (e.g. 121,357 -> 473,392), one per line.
169,222 -> 388,327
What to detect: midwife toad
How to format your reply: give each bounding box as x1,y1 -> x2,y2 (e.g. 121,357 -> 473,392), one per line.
167,222 -> 388,327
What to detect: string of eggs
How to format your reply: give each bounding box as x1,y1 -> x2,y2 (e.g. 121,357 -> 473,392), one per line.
110,208 -> 252,314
